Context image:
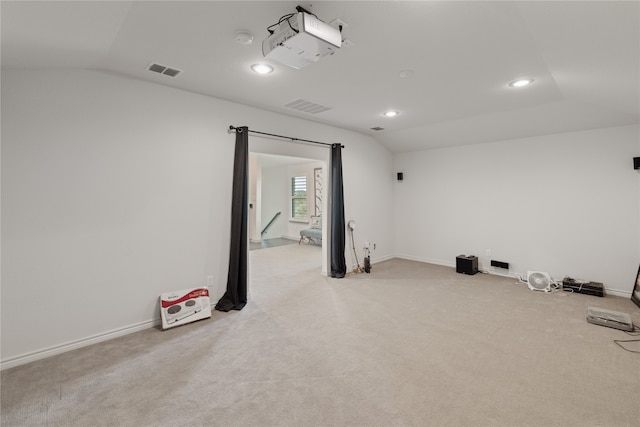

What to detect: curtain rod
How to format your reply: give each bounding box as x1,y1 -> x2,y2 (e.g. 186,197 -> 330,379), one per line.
229,126 -> 344,148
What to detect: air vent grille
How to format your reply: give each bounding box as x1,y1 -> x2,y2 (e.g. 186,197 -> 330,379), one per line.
370,127 -> 385,131
147,63 -> 182,77
285,98 -> 331,114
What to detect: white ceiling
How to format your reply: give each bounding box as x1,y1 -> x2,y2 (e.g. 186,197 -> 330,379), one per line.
2,1 -> 639,153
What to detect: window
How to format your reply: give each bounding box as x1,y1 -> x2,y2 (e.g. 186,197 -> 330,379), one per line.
291,175 -> 307,219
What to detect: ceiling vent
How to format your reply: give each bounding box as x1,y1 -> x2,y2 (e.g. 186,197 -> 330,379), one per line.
285,98 -> 331,114
147,63 -> 182,77
370,127 -> 385,131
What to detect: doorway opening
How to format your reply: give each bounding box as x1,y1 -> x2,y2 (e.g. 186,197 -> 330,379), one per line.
248,151 -> 327,279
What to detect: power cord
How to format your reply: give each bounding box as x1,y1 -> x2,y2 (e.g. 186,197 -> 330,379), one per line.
514,272 -> 567,295
549,281 -> 570,296
267,7 -> 323,35
614,324 -> 640,353
349,227 -> 363,273
267,13 -> 296,34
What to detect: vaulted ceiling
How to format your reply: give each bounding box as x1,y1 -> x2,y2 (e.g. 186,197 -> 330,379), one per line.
2,1 -> 639,152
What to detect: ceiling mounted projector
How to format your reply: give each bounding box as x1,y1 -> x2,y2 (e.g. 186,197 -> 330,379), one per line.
262,10 -> 342,69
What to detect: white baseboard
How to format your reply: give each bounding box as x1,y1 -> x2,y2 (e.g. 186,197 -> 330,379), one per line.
372,254 -> 395,265
0,318 -> 161,371
396,254 -> 454,268
347,254 -> 394,273
605,288 -> 632,298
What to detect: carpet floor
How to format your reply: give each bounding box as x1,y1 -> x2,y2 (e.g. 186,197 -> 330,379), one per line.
2,244 -> 639,426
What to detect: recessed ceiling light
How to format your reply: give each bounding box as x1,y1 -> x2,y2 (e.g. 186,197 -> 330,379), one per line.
509,78 -> 534,88
251,63 -> 274,74
383,111 -> 399,117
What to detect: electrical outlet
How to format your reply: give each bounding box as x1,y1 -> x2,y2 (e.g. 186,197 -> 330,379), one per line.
373,243 -> 376,250
364,241 -> 370,249
485,249 -> 491,257
207,275 -> 214,287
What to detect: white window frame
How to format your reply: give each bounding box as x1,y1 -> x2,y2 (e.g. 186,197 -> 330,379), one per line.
290,175 -> 309,222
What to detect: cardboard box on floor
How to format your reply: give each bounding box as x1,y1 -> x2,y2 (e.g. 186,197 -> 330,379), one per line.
160,287 -> 211,330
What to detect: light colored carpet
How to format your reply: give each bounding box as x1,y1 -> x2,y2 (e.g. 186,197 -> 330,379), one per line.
2,244 -> 639,427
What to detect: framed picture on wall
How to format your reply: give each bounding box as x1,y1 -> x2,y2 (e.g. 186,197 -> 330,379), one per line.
632,264 -> 640,309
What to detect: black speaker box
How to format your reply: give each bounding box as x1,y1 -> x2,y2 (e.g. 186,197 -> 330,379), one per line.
634,157 -> 640,170
456,255 -> 478,275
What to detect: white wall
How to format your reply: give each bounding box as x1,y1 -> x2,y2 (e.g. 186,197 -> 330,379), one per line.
259,160 -> 323,241
260,165 -> 288,240
248,154 -> 262,242
1,69 -> 395,367
394,124 -> 640,295
341,135 -> 396,270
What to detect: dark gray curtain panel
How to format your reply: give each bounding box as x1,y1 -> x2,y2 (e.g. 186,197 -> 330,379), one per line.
215,126 -> 248,311
330,143 -> 346,278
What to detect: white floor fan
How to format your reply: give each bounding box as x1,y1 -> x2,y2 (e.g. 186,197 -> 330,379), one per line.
526,271 -> 553,292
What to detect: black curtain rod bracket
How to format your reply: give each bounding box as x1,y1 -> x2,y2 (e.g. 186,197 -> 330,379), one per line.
228,125 -> 344,148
